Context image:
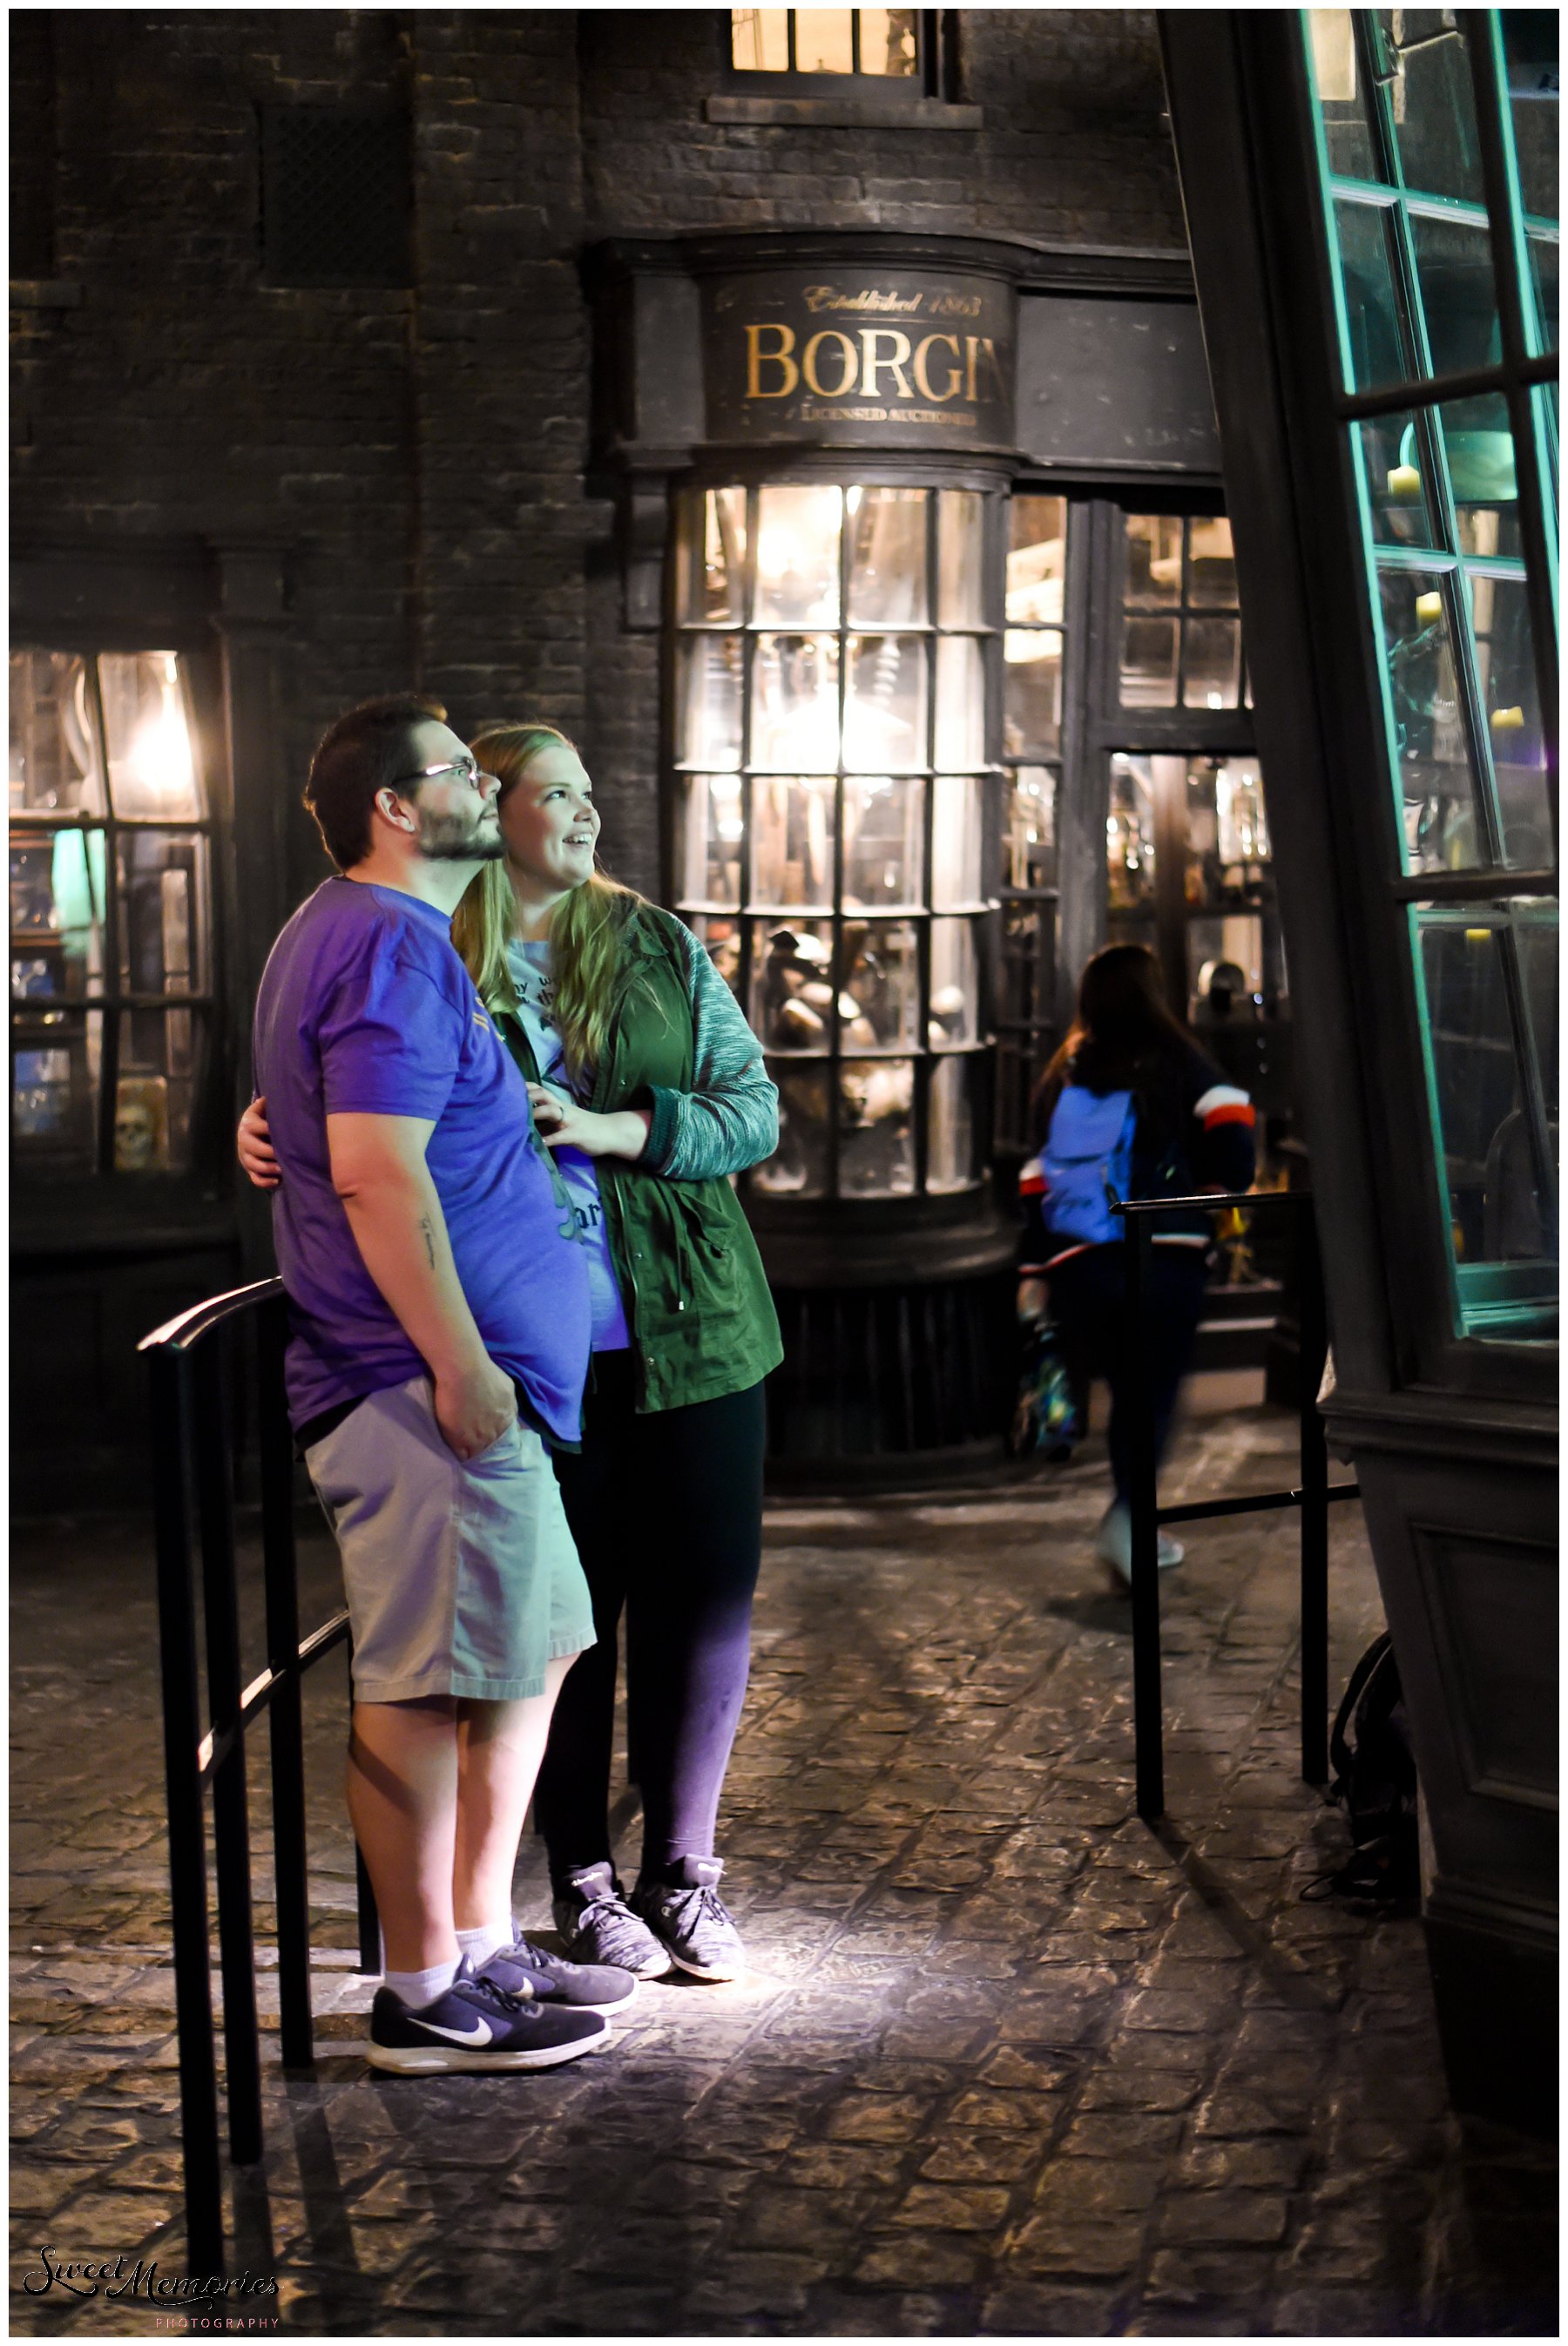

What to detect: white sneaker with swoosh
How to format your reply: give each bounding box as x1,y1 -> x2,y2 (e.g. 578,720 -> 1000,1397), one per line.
368,1956 -> 611,2073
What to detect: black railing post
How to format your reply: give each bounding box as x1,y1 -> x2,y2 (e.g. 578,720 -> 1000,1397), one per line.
149,1347 -> 225,2278
1124,1205 -> 1166,1821
1296,1201 -> 1331,1784
193,1357 -> 264,2168
257,1297 -> 314,2068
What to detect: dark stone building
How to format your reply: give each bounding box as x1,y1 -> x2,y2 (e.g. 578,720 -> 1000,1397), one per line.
16,8 -> 1269,1498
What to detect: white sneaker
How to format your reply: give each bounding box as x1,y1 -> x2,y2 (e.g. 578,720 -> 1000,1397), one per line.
1093,1501 -> 1184,1584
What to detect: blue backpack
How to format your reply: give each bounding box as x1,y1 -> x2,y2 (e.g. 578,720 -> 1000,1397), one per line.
1039,1085 -> 1137,1248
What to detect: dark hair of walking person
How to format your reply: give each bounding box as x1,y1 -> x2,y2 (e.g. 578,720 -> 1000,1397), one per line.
450,720 -> 781,1982
1024,943 -> 1256,1585
302,691 -> 450,872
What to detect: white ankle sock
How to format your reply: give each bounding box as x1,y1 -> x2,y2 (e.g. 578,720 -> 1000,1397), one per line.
384,1957 -> 461,2009
455,1917 -> 515,1968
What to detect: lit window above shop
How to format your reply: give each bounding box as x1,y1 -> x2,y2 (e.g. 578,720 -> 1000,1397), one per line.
1119,513 -> 1249,712
730,9 -> 919,77
10,649 -> 213,1179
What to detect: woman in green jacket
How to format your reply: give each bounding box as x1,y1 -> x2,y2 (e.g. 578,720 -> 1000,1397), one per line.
244,722 -> 782,1983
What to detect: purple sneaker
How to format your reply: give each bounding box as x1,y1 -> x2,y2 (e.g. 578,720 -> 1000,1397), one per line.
368,1957 -> 609,2074
480,1922 -> 638,2015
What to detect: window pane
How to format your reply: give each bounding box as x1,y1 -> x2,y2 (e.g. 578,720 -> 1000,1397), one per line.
1182,616 -> 1243,709
751,919 -> 835,1053
1379,8 -> 1487,206
732,9 -> 789,69
1187,517 -> 1238,607
1124,513 -> 1182,605
929,1052 -> 982,1194
1376,566 -> 1485,872
677,774 -> 745,906
679,487 -> 747,625
116,1016 -> 201,1175
1004,767 -> 1056,891
686,913 -> 742,997
10,828 -> 107,1001
1504,12 -> 1558,225
933,636 -> 985,767
841,919 -> 919,1051
845,635 -> 927,769
844,774 -> 923,910
1438,392 -> 1521,557
1189,915 -> 1265,1019
1119,617 -> 1179,708
1007,497 -> 1066,623
794,10 -> 855,72
117,831 -> 209,997
847,486 -> 927,626
929,918 -> 978,1047
931,774 -> 983,908
677,635 -> 744,768
1308,9 -> 1384,182
1215,758 -> 1272,866
938,490 -> 987,625
11,1007 -> 102,1167
1467,574 -> 1553,865
1527,233 -> 1559,355
839,1061 -> 915,1195
100,652 -> 202,821
1355,410 -> 1445,549
1108,756 -> 1157,910
859,8 -> 918,77
750,774 -> 835,909
1003,631 -> 1063,750
1415,904 -> 1558,1338
753,634 -> 840,768
10,652 -> 105,817
754,484 -> 842,625
754,1065 -> 831,1196
1333,197 -> 1408,391
1409,212 -> 1499,379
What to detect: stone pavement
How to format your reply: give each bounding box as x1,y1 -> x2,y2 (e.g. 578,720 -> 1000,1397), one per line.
10,1401 -> 1558,2338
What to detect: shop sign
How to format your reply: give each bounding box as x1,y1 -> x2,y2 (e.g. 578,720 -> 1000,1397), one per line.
703,267 -> 1015,449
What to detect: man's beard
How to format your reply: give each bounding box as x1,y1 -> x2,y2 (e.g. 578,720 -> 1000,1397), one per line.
416,814 -> 506,864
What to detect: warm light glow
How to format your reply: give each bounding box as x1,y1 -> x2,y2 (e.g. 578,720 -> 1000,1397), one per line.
122,659 -> 195,813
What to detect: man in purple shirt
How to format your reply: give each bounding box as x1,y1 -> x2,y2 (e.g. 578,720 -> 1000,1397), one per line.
253,694 -> 634,2072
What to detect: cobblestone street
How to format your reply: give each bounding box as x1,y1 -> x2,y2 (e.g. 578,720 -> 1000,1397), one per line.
11,1397 -> 1557,2337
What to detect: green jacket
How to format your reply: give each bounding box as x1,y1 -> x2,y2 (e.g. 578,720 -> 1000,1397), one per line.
486,905 -> 783,1413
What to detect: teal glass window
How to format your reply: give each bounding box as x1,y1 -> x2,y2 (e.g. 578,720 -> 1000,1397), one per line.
1307,10 -> 1558,1344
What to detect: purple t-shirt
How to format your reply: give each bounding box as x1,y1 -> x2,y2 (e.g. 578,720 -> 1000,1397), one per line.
253,877 -> 591,1443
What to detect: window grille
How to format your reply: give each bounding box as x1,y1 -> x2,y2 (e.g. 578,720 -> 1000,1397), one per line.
730,10 -> 922,80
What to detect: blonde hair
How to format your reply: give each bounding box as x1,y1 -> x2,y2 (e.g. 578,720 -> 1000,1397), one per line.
451,723 -> 644,1078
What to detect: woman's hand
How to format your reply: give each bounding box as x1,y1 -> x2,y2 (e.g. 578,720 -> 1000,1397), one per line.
238,1095 -> 281,1189
527,1085 -> 651,1162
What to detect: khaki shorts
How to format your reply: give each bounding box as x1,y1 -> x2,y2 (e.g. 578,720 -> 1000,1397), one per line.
304,1374 -> 594,1704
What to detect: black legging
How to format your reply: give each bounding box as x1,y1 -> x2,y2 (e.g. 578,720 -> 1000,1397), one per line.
1047,1242 -> 1210,1504
532,1352 -> 767,1883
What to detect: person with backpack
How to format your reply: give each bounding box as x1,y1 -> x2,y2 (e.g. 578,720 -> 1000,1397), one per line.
1022,943 -> 1256,1583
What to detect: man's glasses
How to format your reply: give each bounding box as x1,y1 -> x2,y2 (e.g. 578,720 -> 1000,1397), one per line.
388,759 -> 501,794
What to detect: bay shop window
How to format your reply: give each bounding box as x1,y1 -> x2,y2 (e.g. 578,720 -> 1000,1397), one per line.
10,648 -> 212,1179
672,479 -> 998,1200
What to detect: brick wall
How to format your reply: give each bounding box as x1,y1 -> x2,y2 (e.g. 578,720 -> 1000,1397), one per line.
12,8 -> 1186,910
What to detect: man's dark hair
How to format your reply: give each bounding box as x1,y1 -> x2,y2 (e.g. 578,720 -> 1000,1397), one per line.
303,693 -> 449,871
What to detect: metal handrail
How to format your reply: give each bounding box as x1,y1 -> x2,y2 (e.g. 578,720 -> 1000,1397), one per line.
139,1277 -> 379,2279
1114,1187 -> 1360,1821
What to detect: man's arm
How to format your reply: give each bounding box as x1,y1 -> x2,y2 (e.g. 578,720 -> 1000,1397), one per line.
327,1111 -> 516,1461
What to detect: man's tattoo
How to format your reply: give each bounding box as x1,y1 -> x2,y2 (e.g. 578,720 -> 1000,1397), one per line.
418,1214 -> 436,1269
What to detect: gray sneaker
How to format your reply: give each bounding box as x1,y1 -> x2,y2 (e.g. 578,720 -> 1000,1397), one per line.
631,1856 -> 746,1983
551,1862 -> 670,1980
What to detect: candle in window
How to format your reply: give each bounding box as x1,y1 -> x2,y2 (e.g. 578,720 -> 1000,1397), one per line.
1490,706 -> 1525,730
1386,463 -> 1422,499
1414,591 -> 1443,625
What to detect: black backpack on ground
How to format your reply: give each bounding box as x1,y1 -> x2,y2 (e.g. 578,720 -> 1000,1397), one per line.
1303,1631 -> 1419,1903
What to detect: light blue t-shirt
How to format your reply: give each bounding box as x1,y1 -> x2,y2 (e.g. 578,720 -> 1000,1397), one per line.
506,938 -> 631,1354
